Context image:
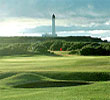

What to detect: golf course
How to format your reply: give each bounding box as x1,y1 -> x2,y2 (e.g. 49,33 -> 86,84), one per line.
0,51 -> 110,100
0,0 -> 110,99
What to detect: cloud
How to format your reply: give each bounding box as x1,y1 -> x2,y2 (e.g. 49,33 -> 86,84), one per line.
57,30 -> 110,41
102,37 -> 110,41
0,0 -> 110,18
88,30 -> 110,34
0,0 -> 110,41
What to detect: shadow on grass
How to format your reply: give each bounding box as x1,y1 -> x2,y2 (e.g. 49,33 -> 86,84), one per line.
0,52 -> 62,58
13,81 -> 91,88
0,72 -> 17,80
36,72 -> 110,82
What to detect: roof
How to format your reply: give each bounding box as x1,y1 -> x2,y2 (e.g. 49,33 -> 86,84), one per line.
52,14 -> 55,18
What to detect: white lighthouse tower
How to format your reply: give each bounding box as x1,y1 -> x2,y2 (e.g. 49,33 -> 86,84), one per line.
42,14 -> 57,37
52,14 -> 57,37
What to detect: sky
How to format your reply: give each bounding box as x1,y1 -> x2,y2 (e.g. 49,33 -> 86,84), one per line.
0,0 -> 110,41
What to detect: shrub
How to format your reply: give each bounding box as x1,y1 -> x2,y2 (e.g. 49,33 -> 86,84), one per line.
62,42 -> 71,51
80,44 -> 110,56
69,50 -> 80,55
50,41 -> 64,51
0,43 -> 31,56
33,43 -> 49,54
101,43 -> 110,55
80,46 -> 95,55
41,41 -> 54,50
68,42 -> 89,51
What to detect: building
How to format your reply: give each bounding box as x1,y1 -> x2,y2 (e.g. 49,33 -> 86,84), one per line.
42,14 -> 57,37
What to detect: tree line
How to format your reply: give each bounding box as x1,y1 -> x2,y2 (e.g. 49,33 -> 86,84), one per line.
0,36 -> 106,43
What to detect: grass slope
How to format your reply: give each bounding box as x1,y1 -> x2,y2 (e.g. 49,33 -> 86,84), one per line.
0,73 -> 53,88
0,53 -> 110,100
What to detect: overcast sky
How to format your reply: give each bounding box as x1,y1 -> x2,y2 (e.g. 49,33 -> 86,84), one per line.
0,0 -> 110,41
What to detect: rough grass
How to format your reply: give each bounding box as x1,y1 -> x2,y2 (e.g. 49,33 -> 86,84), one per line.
0,54 -> 110,100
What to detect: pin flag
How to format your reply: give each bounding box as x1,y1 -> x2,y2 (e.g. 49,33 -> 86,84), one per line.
60,48 -> 62,51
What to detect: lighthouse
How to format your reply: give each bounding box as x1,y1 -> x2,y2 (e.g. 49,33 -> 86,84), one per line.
52,14 -> 57,37
42,14 -> 57,37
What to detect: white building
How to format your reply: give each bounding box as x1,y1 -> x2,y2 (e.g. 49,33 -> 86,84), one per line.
42,14 -> 57,37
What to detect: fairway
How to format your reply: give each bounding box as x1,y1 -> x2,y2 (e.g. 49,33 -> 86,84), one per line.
0,54 -> 110,100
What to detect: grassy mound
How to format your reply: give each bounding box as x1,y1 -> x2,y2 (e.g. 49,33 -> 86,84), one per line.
0,71 -> 110,89
0,73 -> 52,87
0,72 -> 17,80
0,72 -> 91,88
0,71 -> 110,88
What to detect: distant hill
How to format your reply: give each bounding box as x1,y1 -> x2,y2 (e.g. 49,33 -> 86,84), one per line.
55,36 -> 105,42
0,36 -> 106,43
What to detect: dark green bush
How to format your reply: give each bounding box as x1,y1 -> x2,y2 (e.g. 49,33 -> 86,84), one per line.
62,42 -> 71,51
68,42 -> 89,51
50,41 -> 64,51
80,46 -> 95,55
33,43 -> 49,54
41,41 -> 54,50
80,44 -> 109,56
0,43 -> 31,56
101,43 -> 110,55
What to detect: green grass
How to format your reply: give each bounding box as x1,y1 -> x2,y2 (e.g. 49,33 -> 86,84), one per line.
0,53 -> 110,100
0,55 -> 109,72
